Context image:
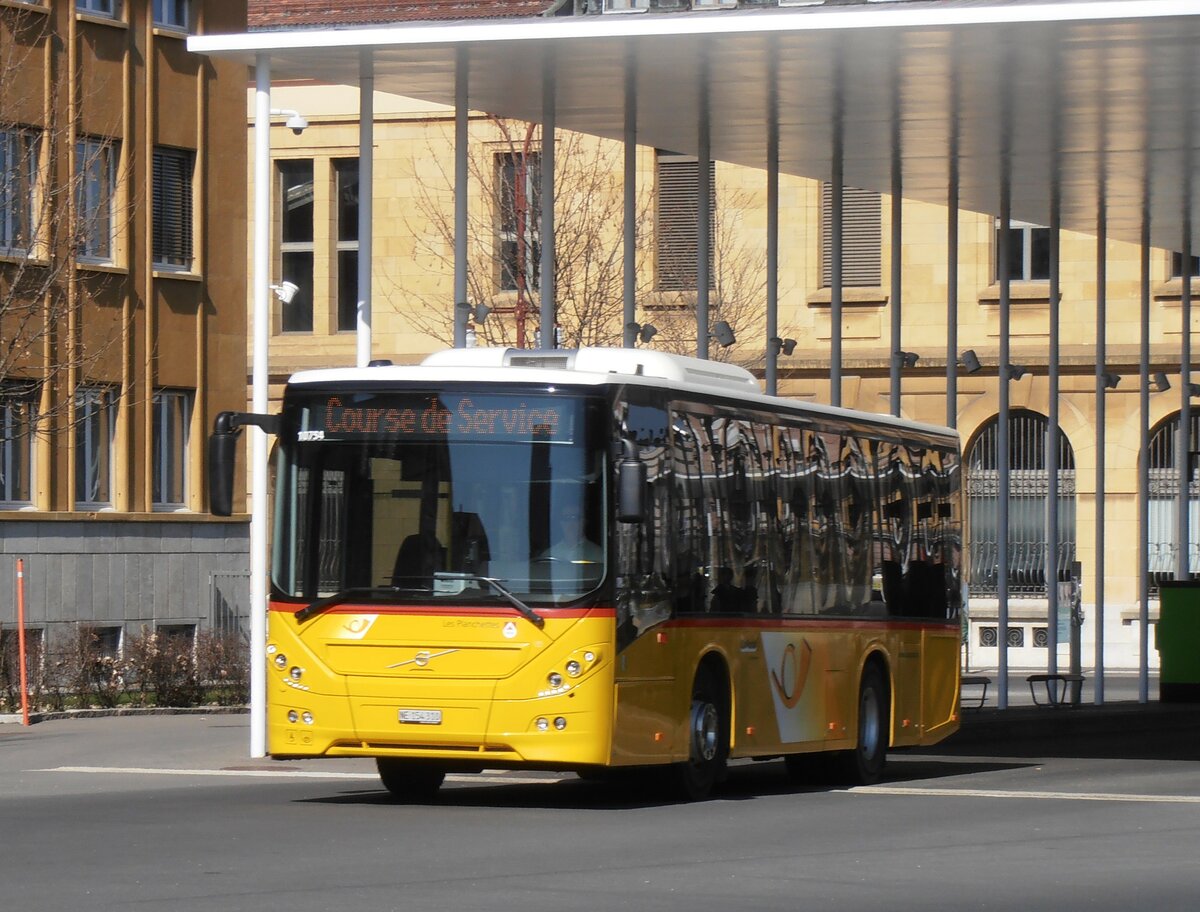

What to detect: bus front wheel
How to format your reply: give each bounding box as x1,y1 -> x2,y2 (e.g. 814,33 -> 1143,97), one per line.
376,758 -> 446,802
672,666 -> 729,801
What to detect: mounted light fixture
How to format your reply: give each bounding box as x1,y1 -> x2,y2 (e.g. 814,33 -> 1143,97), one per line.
270,281 -> 299,305
769,336 -> 797,356
1007,363 -> 1028,381
711,321 -> 736,348
626,321 -> 658,344
896,350 -> 919,368
1153,372 -> 1171,392
455,301 -> 491,325
270,107 -> 308,135
1101,371 -> 1121,390
959,349 -> 982,374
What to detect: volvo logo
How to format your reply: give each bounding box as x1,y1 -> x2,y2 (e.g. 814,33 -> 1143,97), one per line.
387,649 -> 458,670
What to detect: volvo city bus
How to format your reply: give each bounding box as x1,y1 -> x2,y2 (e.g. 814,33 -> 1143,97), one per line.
209,347 -> 963,800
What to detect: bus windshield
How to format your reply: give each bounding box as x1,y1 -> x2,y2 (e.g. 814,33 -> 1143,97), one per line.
272,388 -> 607,606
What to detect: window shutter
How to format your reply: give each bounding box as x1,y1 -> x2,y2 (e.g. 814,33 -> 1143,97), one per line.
153,147 -> 194,268
656,153 -> 715,292
821,183 -> 881,287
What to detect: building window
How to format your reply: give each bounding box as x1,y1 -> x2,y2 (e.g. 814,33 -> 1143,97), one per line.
278,159 -> 314,332
334,158 -> 359,332
965,410 -> 1076,599
152,389 -> 190,508
153,0 -> 188,28
152,146 -> 194,269
1170,252 -> 1200,279
76,137 -> 117,262
655,151 -> 715,293
821,183 -> 881,287
1,383 -> 37,507
496,151 -> 540,293
75,386 -> 117,508
76,0 -> 117,17
996,219 -> 1050,282
1,128 -> 39,255
1148,412 -> 1200,592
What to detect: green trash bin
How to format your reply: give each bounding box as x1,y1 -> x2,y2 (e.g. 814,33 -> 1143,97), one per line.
1156,581 -> 1200,702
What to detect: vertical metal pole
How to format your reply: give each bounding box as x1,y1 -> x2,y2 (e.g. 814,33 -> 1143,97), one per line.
623,57 -> 637,349
1138,204 -> 1151,703
765,62 -> 780,396
997,158 -> 1012,710
540,52 -> 556,348
697,55 -> 711,361
356,52 -> 373,368
1095,200 -> 1107,704
453,48 -> 469,349
1178,211 -> 1193,580
250,55 -> 271,758
947,110 -> 959,429
889,72 -> 902,418
1047,201 -> 1061,677
830,61 -> 844,409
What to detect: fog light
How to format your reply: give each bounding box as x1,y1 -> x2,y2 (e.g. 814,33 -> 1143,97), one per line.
547,672 -> 563,688
536,717 -> 549,731
287,710 -> 299,723
554,717 -> 567,730
290,666 -> 303,681
301,711 -> 313,725
274,654 -> 287,669
565,660 -> 581,677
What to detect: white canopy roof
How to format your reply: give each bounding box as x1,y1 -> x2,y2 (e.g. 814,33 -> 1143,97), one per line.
192,0 -> 1200,252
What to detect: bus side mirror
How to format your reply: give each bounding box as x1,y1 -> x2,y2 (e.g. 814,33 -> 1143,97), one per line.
208,424 -> 241,518
617,438 -> 646,524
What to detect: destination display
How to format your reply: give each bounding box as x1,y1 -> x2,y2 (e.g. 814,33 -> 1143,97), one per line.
291,392 -> 577,444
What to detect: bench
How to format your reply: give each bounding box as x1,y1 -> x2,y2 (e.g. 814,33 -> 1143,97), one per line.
960,674 -> 992,709
1026,673 -> 1085,707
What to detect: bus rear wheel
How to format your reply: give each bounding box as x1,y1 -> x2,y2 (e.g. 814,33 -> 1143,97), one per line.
672,666 -> 729,801
835,663 -> 889,785
376,758 -> 446,802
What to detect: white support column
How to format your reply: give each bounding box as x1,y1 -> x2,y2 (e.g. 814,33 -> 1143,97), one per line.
357,52 -> 374,367
250,55 -> 272,758
454,48 -> 469,349
540,53 -> 556,348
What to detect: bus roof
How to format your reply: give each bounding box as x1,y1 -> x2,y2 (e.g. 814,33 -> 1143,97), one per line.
287,347 -> 959,445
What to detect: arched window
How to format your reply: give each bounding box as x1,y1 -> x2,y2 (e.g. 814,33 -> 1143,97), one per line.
1147,412 -> 1200,592
964,410 -> 1076,597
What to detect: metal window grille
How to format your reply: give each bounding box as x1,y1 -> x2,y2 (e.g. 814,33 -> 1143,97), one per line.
655,152 -> 715,293
821,182 -> 881,287
965,410 -> 1076,598
1147,412 -> 1200,593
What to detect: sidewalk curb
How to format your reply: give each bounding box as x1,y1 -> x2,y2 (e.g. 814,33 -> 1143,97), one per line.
950,701 -> 1200,746
0,705 -> 249,725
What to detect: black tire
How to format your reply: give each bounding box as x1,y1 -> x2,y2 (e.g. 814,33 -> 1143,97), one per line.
671,665 -> 729,801
375,758 -> 446,802
835,663 -> 889,785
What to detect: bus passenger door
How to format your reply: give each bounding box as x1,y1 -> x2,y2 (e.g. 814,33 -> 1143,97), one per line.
610,390 -> 679,764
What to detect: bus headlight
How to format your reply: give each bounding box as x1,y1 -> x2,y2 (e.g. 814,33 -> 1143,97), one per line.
547,672 -> 563,688
536,717 -> 550,731
274,654 -> 288,669
287,710 -> 299,723
565,660 -> 581,677
290,666 -> 304,681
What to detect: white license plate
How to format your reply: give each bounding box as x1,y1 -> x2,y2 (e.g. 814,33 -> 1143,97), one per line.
398,709 -> 442,725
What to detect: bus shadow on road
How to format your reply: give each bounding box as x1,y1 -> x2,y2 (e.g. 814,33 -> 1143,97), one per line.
297,756 -> 1033,811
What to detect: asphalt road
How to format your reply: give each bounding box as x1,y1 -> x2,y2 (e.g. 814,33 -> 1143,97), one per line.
2,709 -> 1198,912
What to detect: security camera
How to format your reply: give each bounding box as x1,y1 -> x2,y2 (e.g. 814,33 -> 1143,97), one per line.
286,114 -> 308,135
271,281 -> 299,305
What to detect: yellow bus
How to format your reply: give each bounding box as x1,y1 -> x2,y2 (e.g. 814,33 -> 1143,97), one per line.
210,347 -> 962,800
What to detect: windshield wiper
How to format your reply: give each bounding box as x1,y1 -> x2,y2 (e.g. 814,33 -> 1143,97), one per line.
294,588 -> 399,624
293,578 -> 546,629
435,572 -> 546,629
